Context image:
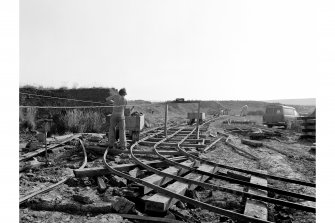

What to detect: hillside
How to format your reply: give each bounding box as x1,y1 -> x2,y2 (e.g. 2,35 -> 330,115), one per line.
19,86 -> 316,126
265,98 -> 316,106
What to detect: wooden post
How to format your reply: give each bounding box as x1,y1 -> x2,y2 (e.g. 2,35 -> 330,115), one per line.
164,102 -> 168,138
196,101 -> 201,139
44,131 -> 48,161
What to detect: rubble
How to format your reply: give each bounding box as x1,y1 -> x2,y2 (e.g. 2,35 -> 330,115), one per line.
102,190 -> 135,214
87,134 -> 104,142
109,175 -> 127,187
73,190 -> 98,204
129,167 -> 145,178
97,177 -> 107,193
19,112 -> 315,223
25,141 -> 39,152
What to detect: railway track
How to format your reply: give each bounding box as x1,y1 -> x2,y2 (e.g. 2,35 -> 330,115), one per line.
20,117 -> 315,222
103,117 -> 315,223
19,125 -> 166,205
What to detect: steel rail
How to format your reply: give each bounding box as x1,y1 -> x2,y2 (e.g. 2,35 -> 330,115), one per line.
135,128 -> 315,212
103,134 -> 271,223
140,117 -> 315,188
20,139 -> 88,204
146,123 -> 316,202
159,139 -> 316,201
192,118 -> 315,187
137,117 -> 315,202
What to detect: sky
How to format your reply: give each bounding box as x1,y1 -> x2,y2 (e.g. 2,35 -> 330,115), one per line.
20,0 -> 334,101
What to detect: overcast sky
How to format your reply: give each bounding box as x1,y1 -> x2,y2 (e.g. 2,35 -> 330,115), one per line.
20,0 -> 334,101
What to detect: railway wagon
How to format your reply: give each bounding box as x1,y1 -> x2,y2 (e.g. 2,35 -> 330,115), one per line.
125,114 -> 145,141
187,112 -> 205,125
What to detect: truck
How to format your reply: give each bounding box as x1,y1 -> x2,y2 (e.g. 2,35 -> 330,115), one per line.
263,104 -> 299,129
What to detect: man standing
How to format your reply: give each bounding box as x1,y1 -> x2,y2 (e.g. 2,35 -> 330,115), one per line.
240,105 -> 248,117
106,88 -> 127,150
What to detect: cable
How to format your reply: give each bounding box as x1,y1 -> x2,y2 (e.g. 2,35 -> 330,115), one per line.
19,103 -> 165,109
20,92 -> 107,105
20,92 -> 165,109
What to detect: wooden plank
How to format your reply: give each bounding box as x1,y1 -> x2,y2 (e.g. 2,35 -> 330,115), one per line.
203,137 -> 223,152
144,164 -> 216,213
19,134 -> 81,162
73,157 -> 187,178
141,160 -> 194,194
244,172 -> 268,220
241,139 -> 263,147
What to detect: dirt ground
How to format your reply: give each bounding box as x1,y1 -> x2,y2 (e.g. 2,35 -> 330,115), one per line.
19,116 -> 316,223
201,118 -> 316,223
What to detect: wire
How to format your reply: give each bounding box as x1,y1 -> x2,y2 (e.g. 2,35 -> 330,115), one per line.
19,92 -> 165,109
20,92 -> 107,105
19,104 -> 165,109
19,105 -> 113,109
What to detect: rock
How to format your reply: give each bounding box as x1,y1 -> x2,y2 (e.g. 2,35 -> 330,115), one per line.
97,177 -> 107,193
170,205 -> 192,221
73,189 -> 98,204
114,156 -> 122,164
82,177 -> 92,186
26,173 -> 35,178
185,189 -> 199,200
119,153 -> 130,159
108,196 -> 135,214
109,175 -> 127,187
20,142 -> 28,150
65,178 -> 79,187
26,141 -> 39,152
85,214 -> 124,223
88,134 -> 104,142
39,195 -> 55,203
101,189 -> 134,214
129,167 -> 145,178
87,153 -> 97,162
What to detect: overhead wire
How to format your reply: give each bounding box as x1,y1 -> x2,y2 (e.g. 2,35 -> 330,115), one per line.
19,92 -> 165,109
